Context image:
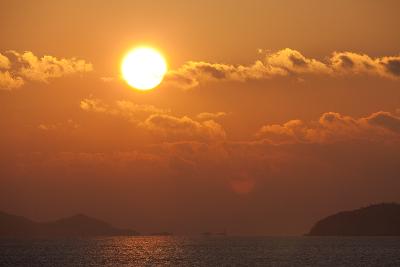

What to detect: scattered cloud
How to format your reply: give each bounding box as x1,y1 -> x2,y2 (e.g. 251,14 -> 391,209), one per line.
256,110 -> 400,144
0,51 -> 93,90
165,60 -> 277,89
166,49 -> 400,89
80,98 -> 226,141
141,114 -> 226,141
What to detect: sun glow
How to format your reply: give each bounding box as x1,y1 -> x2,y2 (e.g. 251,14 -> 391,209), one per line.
121,47 -> 167,91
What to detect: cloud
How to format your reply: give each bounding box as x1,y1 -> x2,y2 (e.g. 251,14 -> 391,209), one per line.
330,52 -> 400,79
165,60 -> 279,89
79,97 -> 399,145
365,111 -> 400,134
381,57 -> 400,77
196,112 -> 227,120
38,119 -> 79,131
80,98 -> 109,113
80,98 -> 226,141
115,100 -> 169,116
141,114 -> 226,141
0,51 -> 93,90
330,52 -> 376,75
0,53 -> 10,69
0,71 -> 24,90
3,134 -> 400,235
10,150 -> 166,178
264,48 -> 330,74
166,49 -> 400,89
256,110 -> 400,144
80,98 -> 169,123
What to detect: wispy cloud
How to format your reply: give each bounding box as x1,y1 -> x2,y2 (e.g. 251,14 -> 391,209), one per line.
38,119 -> 79,131
80,98 -> 169,123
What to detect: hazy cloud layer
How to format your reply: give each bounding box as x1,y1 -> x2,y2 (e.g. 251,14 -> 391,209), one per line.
4,133 -> 399,235
2,104 -> 400,234
0,51 -> 93,90
166,48 -> 400,89
257,110 -> 400,144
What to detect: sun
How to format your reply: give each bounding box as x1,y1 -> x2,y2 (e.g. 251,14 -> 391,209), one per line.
121,47 -> 167,91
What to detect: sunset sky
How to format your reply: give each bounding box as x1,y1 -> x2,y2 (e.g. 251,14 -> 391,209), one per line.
1,0 -> 400,235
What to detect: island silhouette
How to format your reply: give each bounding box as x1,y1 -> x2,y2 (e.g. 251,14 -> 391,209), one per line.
0,211 -> 139,238
308,203 -> 400,236
3,203 -> 400,238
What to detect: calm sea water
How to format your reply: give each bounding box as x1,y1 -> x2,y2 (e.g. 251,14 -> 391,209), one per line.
1,236 -> 400,266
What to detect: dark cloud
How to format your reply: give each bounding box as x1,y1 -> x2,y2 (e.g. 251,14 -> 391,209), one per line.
197,64 -> 227,79
384,59 -> 400,77
366,111 -> 400,133
289,54 -> 307,67
339,55 -> 354,69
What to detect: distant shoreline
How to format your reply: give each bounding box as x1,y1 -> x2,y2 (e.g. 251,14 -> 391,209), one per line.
308,203 -> 400,236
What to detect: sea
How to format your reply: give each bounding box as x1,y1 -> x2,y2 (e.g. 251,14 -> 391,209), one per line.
1,236 -> 400,266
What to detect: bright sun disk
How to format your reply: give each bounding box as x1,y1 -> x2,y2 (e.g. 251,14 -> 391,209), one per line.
121,47 -> 167,91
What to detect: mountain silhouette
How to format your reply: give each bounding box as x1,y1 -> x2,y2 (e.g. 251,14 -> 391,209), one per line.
308,203 -> 400,236
0,211 -> 139,238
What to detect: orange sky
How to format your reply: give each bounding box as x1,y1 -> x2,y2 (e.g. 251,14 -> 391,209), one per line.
1,0 -> 400,235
